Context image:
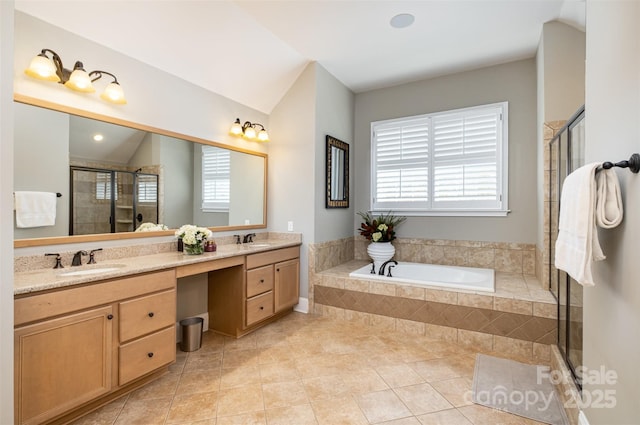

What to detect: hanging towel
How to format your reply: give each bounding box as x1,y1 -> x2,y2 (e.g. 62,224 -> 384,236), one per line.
14,191 -> 57,228
554,164 -> 623,286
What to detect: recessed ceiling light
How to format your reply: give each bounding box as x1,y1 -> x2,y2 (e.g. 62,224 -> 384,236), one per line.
390,13 -> 415,29
93,134 -> 104,142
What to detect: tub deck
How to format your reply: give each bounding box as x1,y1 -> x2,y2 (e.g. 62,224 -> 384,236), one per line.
312,260 -> 557,361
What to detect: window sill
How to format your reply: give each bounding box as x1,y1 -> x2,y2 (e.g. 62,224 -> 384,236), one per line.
372,209 -> 510,217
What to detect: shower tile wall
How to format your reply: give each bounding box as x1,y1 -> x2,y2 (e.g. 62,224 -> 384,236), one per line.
72,170 -> 111,235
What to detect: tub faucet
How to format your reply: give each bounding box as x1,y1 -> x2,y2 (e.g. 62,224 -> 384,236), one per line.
378,260 -> 398,276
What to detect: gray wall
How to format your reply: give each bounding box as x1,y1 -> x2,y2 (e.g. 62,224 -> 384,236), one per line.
314,64 -> 355,243
583,1 -> 640,423
229,151 -> 265,226
13,103 -> 70,239
269,63 -> 317,298
1,2 -> 15,422
354,59 -> 538,243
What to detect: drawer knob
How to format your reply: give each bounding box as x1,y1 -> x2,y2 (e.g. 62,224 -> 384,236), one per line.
260,306 -> 264,310
148,352 -> 154,358
107,314 -> 113,320
260,279 -> 264,283
148,312 -> 155,318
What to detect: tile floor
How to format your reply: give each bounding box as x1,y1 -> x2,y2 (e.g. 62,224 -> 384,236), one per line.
72,313 -> 550,425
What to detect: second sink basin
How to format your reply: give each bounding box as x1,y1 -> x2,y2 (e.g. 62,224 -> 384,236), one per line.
58,264 -> 126,277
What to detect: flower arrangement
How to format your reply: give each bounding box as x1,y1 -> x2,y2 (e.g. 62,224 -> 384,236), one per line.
357,211 -> 406,242
135,222 -> 169,232
175,224 -> 212,246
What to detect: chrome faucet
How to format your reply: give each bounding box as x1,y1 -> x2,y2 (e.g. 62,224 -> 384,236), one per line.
378,260 -> 398,276
71,250 -> 88,266
243,233 -> 256,243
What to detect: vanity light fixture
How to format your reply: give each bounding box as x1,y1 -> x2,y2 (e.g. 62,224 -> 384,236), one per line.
25,48 -> 127,104
229,118 -> 269,142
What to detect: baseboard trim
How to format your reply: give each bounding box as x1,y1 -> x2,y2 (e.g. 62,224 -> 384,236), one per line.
578,411 -> 589,425
294,297 -> 309,313
175,312 -> 209,343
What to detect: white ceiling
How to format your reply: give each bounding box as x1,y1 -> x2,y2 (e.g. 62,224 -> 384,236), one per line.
15,0 -> 585,114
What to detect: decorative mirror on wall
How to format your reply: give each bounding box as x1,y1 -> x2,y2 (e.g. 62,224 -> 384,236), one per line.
326,135 -> 349,208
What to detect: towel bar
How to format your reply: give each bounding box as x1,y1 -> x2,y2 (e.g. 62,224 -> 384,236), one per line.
598,153 -> 640,173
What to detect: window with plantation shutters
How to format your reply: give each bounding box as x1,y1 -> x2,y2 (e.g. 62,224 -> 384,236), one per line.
201,145 -> 230,211
371,102 -> 508,216
137,175 -> 158,203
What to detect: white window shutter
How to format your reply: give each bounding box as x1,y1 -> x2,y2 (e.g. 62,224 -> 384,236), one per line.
202,146 -> 230,211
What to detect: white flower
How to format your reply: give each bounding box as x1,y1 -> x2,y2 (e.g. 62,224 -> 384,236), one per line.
135,222 -> 168,232
175,224 -> 212,245
372,231 -> 383,242
377,223 -> 388,232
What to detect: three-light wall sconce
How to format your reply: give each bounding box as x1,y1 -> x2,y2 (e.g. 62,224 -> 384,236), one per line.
229,118 -> 269,142
24,48 -> 127,105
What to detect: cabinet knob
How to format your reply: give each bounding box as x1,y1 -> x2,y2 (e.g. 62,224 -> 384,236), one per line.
147,352 -> 154,358
259,306 -> 264,310
148,312 -> 154,318
276,268 -> 280,272
107,314 -> 113,320
260,279 -> 264,283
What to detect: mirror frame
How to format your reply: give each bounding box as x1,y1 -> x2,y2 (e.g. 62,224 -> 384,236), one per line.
13,94 -> 267,248
325,135 -> 349,209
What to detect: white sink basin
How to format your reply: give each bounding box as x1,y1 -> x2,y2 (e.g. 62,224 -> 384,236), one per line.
58,265 -> 126,277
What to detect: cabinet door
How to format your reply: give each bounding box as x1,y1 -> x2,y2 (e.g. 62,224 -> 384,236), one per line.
274,258 -> 300,312
15,306 -> 113,425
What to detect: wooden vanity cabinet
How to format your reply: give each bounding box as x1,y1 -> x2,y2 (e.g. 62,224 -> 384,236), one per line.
14,270 -> 176,425
209,246 -> 300,337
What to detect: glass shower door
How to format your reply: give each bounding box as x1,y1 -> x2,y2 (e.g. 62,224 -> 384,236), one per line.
70,168 -> 113,235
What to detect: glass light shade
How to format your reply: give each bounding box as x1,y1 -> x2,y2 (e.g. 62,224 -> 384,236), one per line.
25,55 -> 60,82
230,121 -> 243,136
257,129 -> 270,142
100,82 -> 127,104
243,126 -> 257,139
64,69 -> 95,93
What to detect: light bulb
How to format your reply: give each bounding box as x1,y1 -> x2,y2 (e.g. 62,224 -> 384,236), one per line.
230,119 -> 243,136
257,129 -> 270,142
64,62 -> 95,93
243,126 -> 257,139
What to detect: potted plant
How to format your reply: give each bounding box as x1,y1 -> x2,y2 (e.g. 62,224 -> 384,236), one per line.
357,211 -> 406,272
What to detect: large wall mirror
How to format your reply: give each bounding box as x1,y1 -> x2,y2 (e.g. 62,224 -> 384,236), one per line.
13,95 -> 267,247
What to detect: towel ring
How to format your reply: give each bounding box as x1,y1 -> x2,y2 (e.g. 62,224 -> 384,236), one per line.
600,153 -> 640,174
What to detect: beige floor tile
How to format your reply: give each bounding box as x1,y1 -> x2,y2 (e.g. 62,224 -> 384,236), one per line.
416,408 -> 473,425
311,396 -> 369,425
265,403 -> 319,425
302,374 -> 350,401
216,384 -> 264,417
214,411 -> 265,425
176,369 -> 221,396
430,377 -> 474,407
355,389 -> 413,423
262,380 -> 309,409
375,363 -> 426,388
220,364 -> 262,389
115,396 -> 172,425
68,313 -> 555,425
341,367 -> 390,394
259,360 -> 300,383
165,392 -> 218,424
393,383 -> 453,416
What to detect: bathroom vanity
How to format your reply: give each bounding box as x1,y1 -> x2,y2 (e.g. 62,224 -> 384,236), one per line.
13,240 -> 300,425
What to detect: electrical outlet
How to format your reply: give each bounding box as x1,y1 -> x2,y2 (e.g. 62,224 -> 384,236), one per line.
287,221 -> 294,231
244,219 -> 250,225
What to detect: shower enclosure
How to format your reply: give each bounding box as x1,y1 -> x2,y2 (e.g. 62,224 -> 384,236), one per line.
548,106 -> 585,390
70,167 -> 159,235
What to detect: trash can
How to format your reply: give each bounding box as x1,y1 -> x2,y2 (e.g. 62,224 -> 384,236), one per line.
179,317 -> 203,352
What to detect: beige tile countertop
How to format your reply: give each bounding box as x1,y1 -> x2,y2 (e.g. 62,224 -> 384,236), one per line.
14,239 -> 301,296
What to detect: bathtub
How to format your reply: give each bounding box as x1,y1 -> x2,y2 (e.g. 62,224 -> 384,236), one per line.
348,262 -> 495,293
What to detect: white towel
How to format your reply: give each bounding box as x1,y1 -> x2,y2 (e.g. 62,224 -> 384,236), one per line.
14,191 -> 57,228
554,164 -> 623,286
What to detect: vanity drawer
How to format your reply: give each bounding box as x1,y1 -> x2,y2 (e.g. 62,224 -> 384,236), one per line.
119,290 -> 176,343
246,291 -> 274,326
246,265 -> 274,298
119,326 -> 175,385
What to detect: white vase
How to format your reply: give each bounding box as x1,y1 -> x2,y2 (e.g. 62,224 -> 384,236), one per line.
367,242 -> 395,274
